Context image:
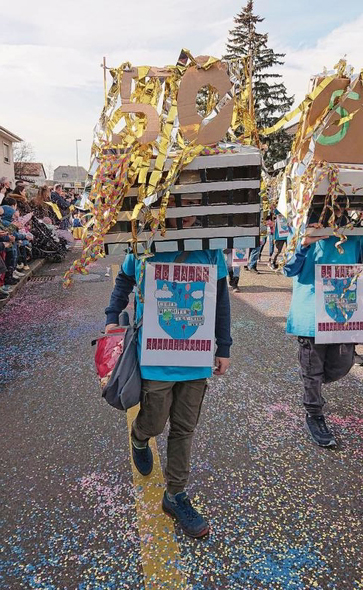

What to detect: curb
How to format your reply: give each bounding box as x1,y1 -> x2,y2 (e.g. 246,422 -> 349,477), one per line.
0,258 -> 46,310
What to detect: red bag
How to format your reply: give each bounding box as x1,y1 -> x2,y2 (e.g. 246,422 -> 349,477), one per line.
94,328 -> 127,389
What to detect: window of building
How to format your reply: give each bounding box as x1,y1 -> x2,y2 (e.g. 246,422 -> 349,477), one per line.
3,142 -> 10,164
62,173 -> 68,178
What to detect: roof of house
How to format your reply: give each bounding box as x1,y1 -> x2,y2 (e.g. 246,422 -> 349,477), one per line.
285,122 -> 299,136
0,125 -> 23,143
53,165 -> 88,181
14,162 -> 46,177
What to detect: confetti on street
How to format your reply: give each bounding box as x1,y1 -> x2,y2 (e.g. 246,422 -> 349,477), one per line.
1,254 -> 362,589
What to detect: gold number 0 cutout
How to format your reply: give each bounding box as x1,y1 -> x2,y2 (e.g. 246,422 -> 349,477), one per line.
112,61 -> 234,146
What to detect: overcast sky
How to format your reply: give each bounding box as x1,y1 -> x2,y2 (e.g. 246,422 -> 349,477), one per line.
1,0 -> 362,175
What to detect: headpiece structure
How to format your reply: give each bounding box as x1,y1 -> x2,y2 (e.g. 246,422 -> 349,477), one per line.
64,49 -> 261,285
264,60 -> 363,254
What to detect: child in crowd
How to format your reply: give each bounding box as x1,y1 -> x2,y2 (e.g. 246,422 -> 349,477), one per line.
0,215 -> 14,300
225,249 -> 240,292
105,196 -> 232,538
284,209 -> 363,447
71,212 -> 84,240
0,198 -> 32,286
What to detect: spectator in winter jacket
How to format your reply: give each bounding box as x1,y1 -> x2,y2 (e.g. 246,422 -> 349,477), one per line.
9,185 -> 31,215
50,184 -> 70,229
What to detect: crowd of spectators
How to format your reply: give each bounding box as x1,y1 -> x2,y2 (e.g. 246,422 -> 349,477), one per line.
0,177 -> 83,302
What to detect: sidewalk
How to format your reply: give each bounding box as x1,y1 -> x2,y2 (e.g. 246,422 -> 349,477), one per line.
0,258 -> 45,310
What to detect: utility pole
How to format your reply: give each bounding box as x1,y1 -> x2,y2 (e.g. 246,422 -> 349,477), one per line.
76,138 -> 82,188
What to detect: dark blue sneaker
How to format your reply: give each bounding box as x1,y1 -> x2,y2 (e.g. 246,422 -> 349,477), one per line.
305,414 -> 336,447
132,442 -> 153,476
162,491 -> 209,538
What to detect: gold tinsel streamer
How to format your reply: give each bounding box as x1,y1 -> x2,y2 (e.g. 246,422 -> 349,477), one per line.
262,61 -> 363,273
64,50 -> 258,286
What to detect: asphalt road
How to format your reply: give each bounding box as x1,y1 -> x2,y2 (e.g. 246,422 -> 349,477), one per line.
1,249 -> 362,590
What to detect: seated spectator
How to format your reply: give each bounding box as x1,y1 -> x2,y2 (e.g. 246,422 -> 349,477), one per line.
0,208 -> 14,299
0,181 -> 8,205
9,184 -> 32,215
31,185 -> 58,224
0,176 -> 12,199
1,198 -> 33,280
50,184 -> 70,229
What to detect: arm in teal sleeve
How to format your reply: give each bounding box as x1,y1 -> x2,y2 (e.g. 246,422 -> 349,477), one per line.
283,242 -> 310,277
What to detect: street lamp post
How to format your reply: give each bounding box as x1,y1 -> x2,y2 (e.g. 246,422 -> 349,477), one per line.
75,139 -> 82,188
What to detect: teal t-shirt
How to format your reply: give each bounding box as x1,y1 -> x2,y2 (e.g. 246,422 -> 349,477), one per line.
286,236 -> 363,337
122,250 -> 228,381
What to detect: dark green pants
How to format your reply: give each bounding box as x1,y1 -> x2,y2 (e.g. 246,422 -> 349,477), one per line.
132,378 -> 207,494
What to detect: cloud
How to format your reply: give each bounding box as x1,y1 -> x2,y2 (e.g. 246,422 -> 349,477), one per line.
323,282 -> 335,292
202,12 -> 363,117
155,286 -> 173,299
1,0 -> 362,172
0,0 -> 238,170
191,290 -> 204,299
275,15 -> 363,111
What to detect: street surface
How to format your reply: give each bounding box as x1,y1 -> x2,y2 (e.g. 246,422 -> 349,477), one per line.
1,248 -> 363,589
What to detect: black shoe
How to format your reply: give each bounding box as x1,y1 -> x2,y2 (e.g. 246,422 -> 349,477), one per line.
244,265 -> 249,271
5,277 -> 19,286
132,441 -> 153,476
305,414 -> 336,447
0,291 -> 9,300
250,267 -> 260,274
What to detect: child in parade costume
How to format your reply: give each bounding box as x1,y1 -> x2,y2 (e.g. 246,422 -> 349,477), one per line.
269,212 -> 288,270
224,249 -> 240,292
105,197 -> 232,538
284,209 -> 363,447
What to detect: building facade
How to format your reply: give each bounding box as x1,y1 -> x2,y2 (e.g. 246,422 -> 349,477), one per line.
14,162 -> 47,185
53,165 -> 88,189
0,125 -> 23,185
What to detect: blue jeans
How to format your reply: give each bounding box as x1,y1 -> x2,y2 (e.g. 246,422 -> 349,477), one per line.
248,246 -> 260,269
268,234 -> 274,257
226,252 -> 240,278
259,237 -> 267,258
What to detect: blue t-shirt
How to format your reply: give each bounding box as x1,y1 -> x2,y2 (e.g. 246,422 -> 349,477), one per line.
286,236 -> 363,337
122,250 -> 228,381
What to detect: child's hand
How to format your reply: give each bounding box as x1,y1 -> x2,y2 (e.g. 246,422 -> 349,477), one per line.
302,223 -> 329,247
214,357 -> 230,375
105,323 -> 119,333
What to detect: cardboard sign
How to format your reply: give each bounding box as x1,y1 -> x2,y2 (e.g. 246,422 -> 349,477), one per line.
315,264 -> 363,343
141,262 -> 217,366
112,56 -> 235,147
177,58 -> 234,145
300,77 -> 363,164
232,248 -> 248,265
276,215 -> 289,239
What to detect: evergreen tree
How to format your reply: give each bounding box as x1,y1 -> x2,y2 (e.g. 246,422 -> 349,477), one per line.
224,0 -> 294,168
